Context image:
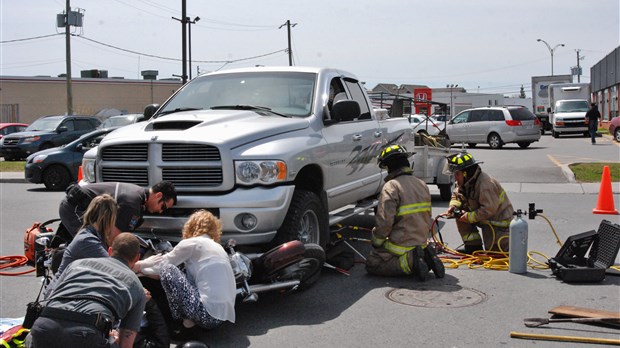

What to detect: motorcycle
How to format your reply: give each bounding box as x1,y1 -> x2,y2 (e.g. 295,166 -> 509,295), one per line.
136,235 -> 326,303
24,219 -> 326,302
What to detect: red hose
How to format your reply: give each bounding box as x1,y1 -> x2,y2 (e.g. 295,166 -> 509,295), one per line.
0,255 -> 35,276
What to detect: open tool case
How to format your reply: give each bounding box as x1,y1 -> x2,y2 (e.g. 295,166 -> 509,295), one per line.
548,219 -> 620,282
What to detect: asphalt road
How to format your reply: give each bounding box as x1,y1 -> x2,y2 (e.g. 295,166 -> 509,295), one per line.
0,134 -> 619,347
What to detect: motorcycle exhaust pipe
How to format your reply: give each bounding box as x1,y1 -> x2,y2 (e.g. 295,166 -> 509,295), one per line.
248,280 -> 301,294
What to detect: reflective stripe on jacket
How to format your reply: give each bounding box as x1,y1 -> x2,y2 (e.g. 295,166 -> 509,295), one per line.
373,167 -> 432,251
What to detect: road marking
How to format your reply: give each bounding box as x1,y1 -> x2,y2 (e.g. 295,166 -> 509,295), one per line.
547,154 -> 563,167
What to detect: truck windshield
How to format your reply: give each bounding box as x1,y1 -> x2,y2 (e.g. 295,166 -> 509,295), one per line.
158,71 -> 316,118
555,100 -> 589,113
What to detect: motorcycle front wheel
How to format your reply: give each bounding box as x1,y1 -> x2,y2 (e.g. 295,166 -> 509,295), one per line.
275,243 -> 326,290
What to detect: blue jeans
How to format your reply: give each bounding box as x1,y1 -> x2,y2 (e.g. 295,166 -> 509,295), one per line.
589,121 -> 598,143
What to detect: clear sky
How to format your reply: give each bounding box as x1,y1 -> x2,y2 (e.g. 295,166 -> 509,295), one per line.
1,0 -> 618,97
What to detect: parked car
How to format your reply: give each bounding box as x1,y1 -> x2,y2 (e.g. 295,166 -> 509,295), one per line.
0,123 -> 28,143
0,115 -> 100,160
609,116 -> 620,142
99,113 -> 144,129
25,127 -> 115,190
409,115 -> 443,135
445,106 -> 541,149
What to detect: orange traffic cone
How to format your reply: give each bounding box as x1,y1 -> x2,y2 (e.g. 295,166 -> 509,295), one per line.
77,166 -> 83,182
593,165 -> 619,215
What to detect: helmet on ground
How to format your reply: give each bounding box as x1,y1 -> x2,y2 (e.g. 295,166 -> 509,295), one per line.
445,152 -> 481,173
377,144 -> 410,169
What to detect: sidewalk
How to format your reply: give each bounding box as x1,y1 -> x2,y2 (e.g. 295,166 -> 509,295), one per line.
2,170 -> 619,194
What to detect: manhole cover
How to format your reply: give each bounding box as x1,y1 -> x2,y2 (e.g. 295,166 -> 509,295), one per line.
386,284 -> 487,308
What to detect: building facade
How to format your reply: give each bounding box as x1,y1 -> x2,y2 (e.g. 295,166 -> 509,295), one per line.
590,45 -> 620,121
0,76 -> 182,123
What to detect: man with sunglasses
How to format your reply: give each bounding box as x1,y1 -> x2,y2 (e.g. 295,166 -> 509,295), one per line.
59,180 -> 177,239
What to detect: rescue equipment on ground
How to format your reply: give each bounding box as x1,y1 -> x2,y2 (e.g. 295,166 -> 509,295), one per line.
508,210 -> 529,274
548,219 -> 620,282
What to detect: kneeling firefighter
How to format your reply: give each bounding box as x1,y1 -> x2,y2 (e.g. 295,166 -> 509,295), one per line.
444,152 -> 514,253
366,145 -> 445,280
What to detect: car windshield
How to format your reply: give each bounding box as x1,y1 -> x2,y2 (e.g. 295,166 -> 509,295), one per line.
555,100 -> 589,113
101,115 -> 137,128
157,71 -> 316,118
26,118 -> 62,131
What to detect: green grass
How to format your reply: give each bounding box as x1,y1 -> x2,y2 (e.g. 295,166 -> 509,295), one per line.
569,162 -> 620,183
0,160 -> 25,172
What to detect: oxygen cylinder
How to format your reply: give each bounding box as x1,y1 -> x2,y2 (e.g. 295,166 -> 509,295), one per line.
508,210 -> 528,274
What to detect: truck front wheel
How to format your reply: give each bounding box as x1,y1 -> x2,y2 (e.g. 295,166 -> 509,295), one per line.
275,190 -> 329,248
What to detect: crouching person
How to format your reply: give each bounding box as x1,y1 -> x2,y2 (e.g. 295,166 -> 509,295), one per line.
366,145 -> 445,280
30,233 -> 147,348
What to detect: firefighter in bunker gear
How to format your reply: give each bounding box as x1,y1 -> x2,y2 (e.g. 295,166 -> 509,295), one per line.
365,145 -> 445,280
444,152 -> 514,253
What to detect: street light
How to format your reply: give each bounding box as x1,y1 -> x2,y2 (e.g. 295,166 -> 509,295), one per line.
187,16 -> 200,79
447,84 -> 458,119
537,39 -> 565,76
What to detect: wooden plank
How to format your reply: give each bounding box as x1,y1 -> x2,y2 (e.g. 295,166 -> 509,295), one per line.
549,306 -> 620,319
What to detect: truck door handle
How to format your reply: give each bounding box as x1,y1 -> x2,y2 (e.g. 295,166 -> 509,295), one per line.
374,131 -> 382,137
352,134 -> 362,141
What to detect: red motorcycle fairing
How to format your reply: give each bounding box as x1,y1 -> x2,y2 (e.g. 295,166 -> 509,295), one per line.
257,240 -> 306,278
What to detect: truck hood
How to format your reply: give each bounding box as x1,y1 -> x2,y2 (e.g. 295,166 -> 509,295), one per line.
100,109 -> 311,148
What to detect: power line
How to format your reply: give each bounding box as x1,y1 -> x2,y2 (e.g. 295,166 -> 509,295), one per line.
0,33 -> 62,43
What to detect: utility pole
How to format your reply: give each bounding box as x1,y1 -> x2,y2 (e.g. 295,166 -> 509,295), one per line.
279,20 -> 297,66
172,1 -> 188,84
65,0 -> 73,115
187,16 -> 200,80
576,49 -> 582,83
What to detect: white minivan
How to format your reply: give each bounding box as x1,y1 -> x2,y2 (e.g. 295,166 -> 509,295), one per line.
445,106 -> 542,149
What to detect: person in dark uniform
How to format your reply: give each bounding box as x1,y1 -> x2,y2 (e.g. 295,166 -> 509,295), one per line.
585,103 -> 601,144
30,233 -> 147,348
59,181 -> 177,238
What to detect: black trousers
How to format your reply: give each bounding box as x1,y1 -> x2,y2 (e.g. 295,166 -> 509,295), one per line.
30,316 -> 109,348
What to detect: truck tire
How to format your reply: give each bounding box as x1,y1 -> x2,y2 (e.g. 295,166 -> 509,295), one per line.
517,142 -> 532,149
275,190 -> 329,248
438,184 -> 452,201
552,130 -> 559,138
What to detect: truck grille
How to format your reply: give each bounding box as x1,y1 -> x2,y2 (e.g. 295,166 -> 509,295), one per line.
162,144 -> 220,161
163,168 -> 223,187
99,143 -> 224,188
102,167 -> 149,186
102,144 -> 148,161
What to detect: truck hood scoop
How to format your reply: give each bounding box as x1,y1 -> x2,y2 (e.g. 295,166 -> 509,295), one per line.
147,120 -> 202,131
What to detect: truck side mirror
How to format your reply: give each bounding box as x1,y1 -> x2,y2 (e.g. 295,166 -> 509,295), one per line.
143,104 -> 160,120
331,100 -> 360,123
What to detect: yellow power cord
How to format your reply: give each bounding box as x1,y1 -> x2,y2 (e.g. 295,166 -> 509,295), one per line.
431,214 -> 565,271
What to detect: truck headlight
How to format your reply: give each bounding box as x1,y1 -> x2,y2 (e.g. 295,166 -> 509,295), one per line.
82,158 -> 96,183
235,160 -> 287,185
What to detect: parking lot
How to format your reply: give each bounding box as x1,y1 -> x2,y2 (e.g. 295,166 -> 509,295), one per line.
1,134 -> 619,347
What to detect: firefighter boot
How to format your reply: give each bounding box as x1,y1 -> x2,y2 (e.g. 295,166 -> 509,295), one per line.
407,247 -> 429,281
424,244 -> 445,279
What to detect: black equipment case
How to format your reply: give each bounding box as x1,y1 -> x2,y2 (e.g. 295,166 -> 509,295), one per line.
548,219 -> 620,283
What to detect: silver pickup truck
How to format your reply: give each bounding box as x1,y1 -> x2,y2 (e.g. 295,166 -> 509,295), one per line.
82,67 -> 420,247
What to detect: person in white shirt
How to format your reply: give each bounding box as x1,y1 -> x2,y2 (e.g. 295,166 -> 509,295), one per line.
133,210 -> 236,329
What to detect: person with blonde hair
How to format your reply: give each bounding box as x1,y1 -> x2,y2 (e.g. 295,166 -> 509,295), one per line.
45,194 -> 119,297
134,210 -> 236,330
